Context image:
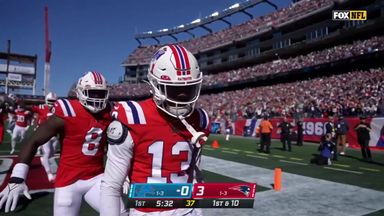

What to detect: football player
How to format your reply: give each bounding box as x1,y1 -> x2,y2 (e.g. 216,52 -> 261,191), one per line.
5,94 -> 17,136
0,72 -> 127,216
10,102 -> 31,154
31,92 -> 59,182
101,45 -> 210,216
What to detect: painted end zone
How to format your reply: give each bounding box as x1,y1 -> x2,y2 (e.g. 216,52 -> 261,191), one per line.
0,157 -> 54,191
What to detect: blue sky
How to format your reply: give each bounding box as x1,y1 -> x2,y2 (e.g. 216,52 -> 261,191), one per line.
0,0 -> 291,97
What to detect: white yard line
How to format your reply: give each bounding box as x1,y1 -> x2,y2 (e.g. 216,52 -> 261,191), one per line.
221,151 -> 238,155
323,166 -> 363,174
246,154 -> 268,159
279,159 -> 308,166
358,167 -> 380,172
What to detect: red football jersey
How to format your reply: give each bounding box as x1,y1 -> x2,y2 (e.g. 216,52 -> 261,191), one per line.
114,99 -> 210,185
53,99 -> 112,187
15,109 -> 30,127
31,104 -> 51,125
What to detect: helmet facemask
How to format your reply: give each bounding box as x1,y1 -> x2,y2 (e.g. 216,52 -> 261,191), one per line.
77,88 -> 109,113
45,92 -> 57,108
148,73 -> 202,118
76,71 -> 109,113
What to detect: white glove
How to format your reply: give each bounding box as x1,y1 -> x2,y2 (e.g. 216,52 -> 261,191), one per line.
0,182 -> 31,212
123,177 -> 130,195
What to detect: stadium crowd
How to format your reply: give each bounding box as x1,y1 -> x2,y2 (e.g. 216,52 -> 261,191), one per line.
123,0 -> 334,64
203,36 -> 384,86
197,68 -> 384,120
108,35 -> 384,98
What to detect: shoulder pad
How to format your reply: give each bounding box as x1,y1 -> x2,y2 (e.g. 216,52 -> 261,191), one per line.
107,120 -> 128,145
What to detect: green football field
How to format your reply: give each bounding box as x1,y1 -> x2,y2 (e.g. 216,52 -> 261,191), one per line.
0,131 -> 383,215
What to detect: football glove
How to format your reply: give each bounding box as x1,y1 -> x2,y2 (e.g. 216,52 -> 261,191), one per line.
0,179 -> 31,213
123,177 -> 130,195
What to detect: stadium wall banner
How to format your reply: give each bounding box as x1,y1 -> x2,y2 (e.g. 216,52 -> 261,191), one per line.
226,117 -> 384,150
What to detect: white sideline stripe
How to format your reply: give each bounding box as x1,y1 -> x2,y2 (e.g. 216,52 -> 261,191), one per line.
289,157 -> 303,161
244,151 -> 254,154
279,160 -> 307,166
323,166 -> 363,174
246,154 -> 268,159
221,151 -> 238,155
232,149 -> 242,152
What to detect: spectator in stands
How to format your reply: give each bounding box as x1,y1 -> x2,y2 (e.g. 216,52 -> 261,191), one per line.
354,116 -> 372,162
278,117 -> 293,151
258,115 -> 273,153
310,133 -> 335,165
335,115 -> 349,156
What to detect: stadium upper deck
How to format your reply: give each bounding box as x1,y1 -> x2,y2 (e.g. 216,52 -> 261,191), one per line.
121,0 -> 383,84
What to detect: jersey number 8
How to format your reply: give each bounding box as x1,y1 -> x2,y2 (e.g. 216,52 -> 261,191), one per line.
82,127 -> 103,156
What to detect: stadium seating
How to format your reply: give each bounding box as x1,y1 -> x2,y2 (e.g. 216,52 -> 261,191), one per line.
197,68 -> 384,120
107,36 -> 384,102
123,0 -> 334,65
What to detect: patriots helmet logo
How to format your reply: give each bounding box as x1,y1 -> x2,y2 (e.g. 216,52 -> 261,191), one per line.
152,47 -> 167,61
229,185 -> 251,197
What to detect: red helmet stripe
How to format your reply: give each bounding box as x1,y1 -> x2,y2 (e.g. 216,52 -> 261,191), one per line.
169,45 -> 182,76
91,71 -> 99,84
96,72 -> 103,84
92,71 -> 103,84
178,45 -> 191,75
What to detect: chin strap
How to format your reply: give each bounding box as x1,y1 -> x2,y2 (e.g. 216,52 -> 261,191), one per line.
178,115 -> 207,148
178,115 -> 206,183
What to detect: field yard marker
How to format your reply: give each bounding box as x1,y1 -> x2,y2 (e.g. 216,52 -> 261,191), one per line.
272,155 -> 285,159
280,160 -> 307,166
274,168 -> 282,191
232,149 -> 242,152
324,167 -> 363,174
290,157 -> 303,161
257,153 -> 269,156
333,163 -> 350,168
222,150 -> 238,155
358,167 -> 380,172
222,147 -> 230,150
246,154 -> 268,159
244,151 -> 254,154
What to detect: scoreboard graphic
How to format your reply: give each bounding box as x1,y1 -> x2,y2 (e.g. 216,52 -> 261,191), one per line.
127,183 -> 256,208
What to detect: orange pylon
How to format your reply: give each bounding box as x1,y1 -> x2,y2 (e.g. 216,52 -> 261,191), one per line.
274,168 -> 282,191
211,140 -> 220,149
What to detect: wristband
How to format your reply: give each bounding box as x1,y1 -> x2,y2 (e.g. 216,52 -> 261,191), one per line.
11,163 -> 29,180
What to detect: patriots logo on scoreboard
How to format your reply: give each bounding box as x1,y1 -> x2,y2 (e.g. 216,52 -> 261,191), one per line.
229,185 -> 251,197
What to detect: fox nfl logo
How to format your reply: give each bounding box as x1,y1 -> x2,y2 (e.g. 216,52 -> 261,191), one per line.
332,10 -> 367,21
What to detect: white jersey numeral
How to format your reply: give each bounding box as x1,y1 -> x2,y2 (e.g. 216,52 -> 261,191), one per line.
17,115 -> 25,122
147,141 -> 192,183
82,127 -> 103,156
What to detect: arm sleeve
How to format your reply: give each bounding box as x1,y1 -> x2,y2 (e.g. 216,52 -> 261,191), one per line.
101,122 -> 134,216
